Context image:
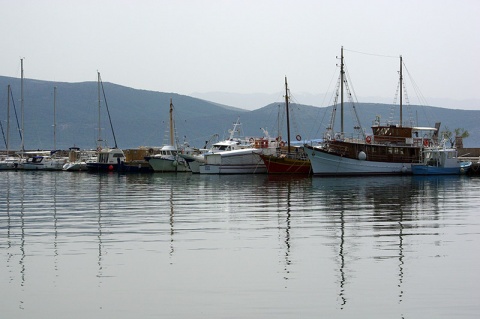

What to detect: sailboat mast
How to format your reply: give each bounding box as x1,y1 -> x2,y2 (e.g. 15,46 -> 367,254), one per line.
97,71 -> 102,148
340,46 -> 344,135
169,98 -> 174,146
53,86 -> 57,150
399,55 -> 403,127
20,58 -> 24,152
6,85 -> 10,154
285,76 -> 291,151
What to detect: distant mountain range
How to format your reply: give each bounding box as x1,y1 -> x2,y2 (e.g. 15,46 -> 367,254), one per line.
1,75 -> 479,150
190,91 -> 480,112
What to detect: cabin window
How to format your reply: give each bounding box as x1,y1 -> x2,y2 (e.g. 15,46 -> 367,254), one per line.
99,154 -> 108,163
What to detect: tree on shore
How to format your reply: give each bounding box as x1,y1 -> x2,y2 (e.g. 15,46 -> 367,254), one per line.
441,126 -> 469,147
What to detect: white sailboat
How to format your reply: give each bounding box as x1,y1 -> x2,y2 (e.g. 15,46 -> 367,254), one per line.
145,98 -> 190,172
0,84 -> 21,170
22,86 -> 68,170
1,60 -> 26,169
86,72 -> 127,172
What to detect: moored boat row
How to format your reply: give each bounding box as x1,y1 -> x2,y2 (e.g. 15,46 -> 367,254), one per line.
1,50 -> 475,176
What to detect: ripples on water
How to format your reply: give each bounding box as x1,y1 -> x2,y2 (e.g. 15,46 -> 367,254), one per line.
1,171 -> 480,318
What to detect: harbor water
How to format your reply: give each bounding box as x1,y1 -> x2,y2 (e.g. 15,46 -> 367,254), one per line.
1,171 -> 479,318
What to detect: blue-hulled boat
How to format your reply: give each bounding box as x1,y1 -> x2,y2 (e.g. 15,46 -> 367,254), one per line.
412,143 -> 472,175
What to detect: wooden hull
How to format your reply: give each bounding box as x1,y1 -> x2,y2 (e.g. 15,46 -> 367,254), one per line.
259,154 -> 311,174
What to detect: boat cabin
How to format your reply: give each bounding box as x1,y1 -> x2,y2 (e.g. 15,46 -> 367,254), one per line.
370,125 -> 438,147
97,148 -> 125,164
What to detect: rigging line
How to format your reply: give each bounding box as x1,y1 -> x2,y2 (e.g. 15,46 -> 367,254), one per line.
99,75 -> 118,149
402,63 -> 434,127
323,64 -> 342,107
344,65 -> 359,104
0,114 -> 5,148
288,92 -> 309,139
343,48 -> 398,59
403,62 -> 429,106
308,66 -> 339,140
10,86 -> 22,142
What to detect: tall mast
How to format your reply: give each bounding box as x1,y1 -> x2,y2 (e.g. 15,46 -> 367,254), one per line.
6,85 -> 10,154
340,46 -> 344,135
53,86 -> 57,150
285,76 -> 291,151
399,55 -> 403,127
169,98 -> 174,146
20,58 -> 24,152
97,71 -> 102,148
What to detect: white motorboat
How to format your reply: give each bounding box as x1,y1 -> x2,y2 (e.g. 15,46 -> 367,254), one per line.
63,147 -> 97,171
198,129 -> 280,174
0,155 -> 22,170
199,147 -> 267,174
181,117 -> 268,174
22,151 -> 68,170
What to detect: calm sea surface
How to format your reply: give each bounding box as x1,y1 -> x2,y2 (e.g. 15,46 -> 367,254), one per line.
1,171 -> 479,318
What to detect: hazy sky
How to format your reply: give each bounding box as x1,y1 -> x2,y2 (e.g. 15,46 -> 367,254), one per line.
1,0 -> 479,110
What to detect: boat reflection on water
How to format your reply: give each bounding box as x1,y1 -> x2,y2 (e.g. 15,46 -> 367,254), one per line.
310,175 -> 472,307
1,172 -> 477,318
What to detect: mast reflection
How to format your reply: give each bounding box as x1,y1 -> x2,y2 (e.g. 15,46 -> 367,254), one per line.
169,185 -> 175,262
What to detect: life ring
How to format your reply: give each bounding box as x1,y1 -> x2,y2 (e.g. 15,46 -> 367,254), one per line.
423,139 -> 429,147
97,146 -> 102,152
276,136 -> 282,142
280,141 -> 286,147
249,137 -> 254,143
296,134 -> 302,141
366,136 -> 372,144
